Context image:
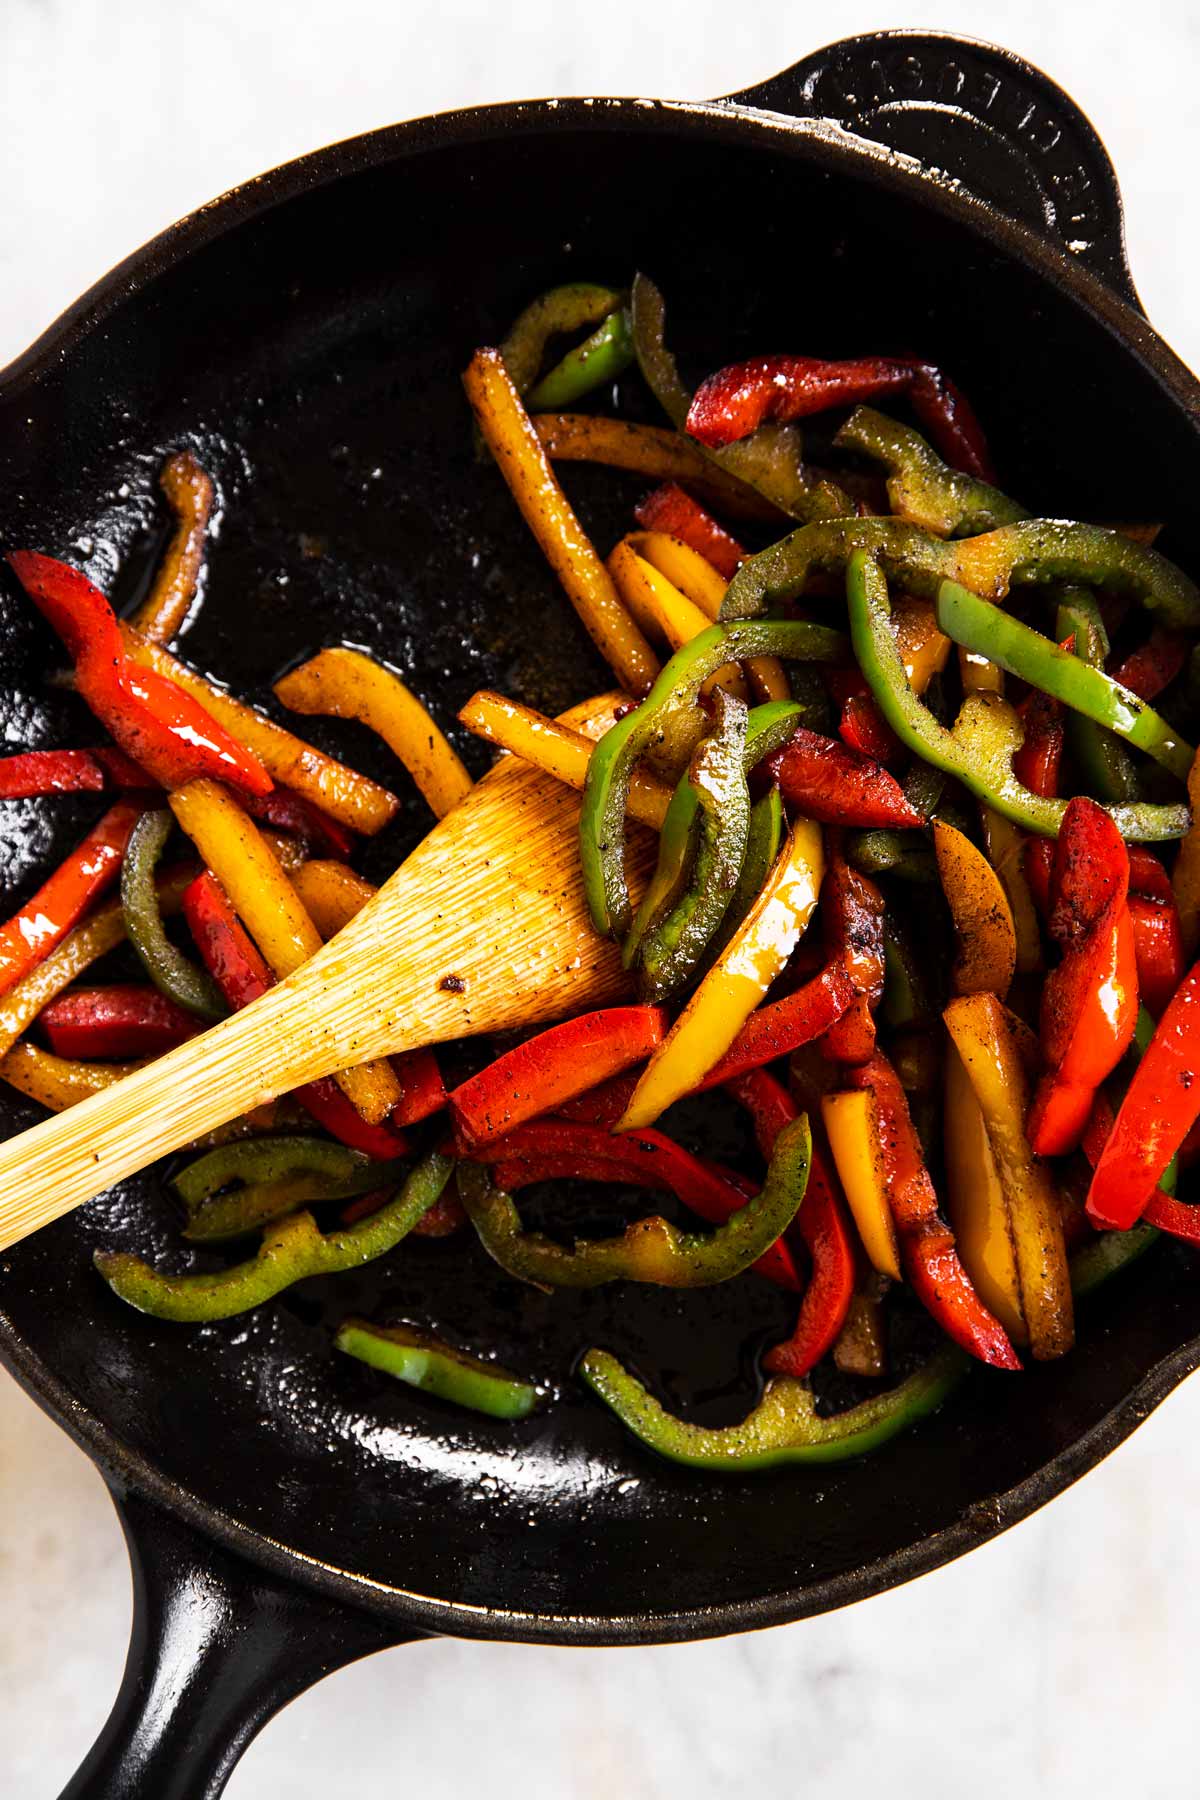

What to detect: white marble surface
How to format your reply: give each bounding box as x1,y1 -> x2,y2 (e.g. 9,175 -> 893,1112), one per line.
3,3 -> 1200,1794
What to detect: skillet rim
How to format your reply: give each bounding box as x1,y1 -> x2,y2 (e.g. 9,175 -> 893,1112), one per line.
2,87 -> 1199,1645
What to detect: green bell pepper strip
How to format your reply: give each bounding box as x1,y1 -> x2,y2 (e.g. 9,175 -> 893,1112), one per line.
847,552 -> 1190,841
882,916 -> 935,1030
580,620 -> 846,939
702,786 -> 785,970
525,307 -> 634,410
1054,591 -> 1140,801
182,1171 -> 390,1243
935,579 -> 1194,780
636,690 -> 751,1001
459,1112 -> 812,1290
722,516 -> 1200,630
498,282 -> 625,397
901,758 -> 946,819
835,406 -> 1027,537
173,1134 -> 384,1208
844,828 -> 927,878
95,1150 -> 453,1323
629,274 -> 851,522
335,1319 -> 538,1419
580,1342 -> 965,1471
121,809 -> 227,1021
625,699 -> 802,969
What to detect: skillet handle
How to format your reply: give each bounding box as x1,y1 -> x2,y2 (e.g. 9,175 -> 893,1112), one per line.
59,1488 -> 419,1800
723,30 -> 1141,310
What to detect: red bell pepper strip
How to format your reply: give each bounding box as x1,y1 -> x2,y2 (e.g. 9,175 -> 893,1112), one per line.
1109,628 -> 1188,702
1080,1090 -> 1199,1243
1085,958 -> 1200,1229
481,1117 -> 799,1289
1127,845 -> 1176,903
1012,690 -> 1063,915
633,482 -> 745,580
389,1048 -> 447,1127
449,1006 -> 668,1150
182,871 -> 411,1160
0,746 -> 156,798
8,552 -> 272,798
1127,893 -> 1186,1019
686,353 -> 995,479
241,788 -> 357,859
554,1069 -> 642,1127
825,669 -> 902,766
849,1052 -> 1020,1368
695,961 -> 856,1089
0,800 -> 143,998
765,727 -> 924,828
1028,798 -> 1139,1156
819,844 -> 886,1066
37,983 -> 199,1058
727,1067 -> 855,1375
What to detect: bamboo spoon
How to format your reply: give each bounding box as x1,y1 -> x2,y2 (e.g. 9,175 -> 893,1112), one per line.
0,697 -> 651,1252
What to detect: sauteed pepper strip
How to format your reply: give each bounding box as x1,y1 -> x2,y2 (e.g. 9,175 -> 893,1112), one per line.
37,985 -> 197,1059
580,1343 -> 964,1472
1054,592 -> 1140,802
1028,798 -> 1138,1157
8,553 -> 273,796
122,809 -> 228,1021
0,747 -> 154,798
95,1150 -> 454,1323
335,1320 -> 539,1420
176,1136 -> 392,1241
634,483 -> 746,579
819,846 -> 886,1066
845,552 -> 1189,841
835,407 -> 1024,536
129,450 -> 215,642
497,282 -> 627,398
459,1113 -> 812,1289
768,727 -> 924,829
0,800 -> 143,998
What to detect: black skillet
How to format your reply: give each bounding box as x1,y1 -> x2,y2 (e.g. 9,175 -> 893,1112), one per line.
2,30 -> 1199,1799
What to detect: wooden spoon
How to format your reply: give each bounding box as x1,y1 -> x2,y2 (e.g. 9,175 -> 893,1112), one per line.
0,697 -> 651,1251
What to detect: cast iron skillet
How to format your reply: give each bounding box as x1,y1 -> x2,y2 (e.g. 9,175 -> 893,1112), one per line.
2,30 -> 1198,1799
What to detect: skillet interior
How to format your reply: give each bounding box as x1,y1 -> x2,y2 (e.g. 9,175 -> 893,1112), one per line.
2,109 -> 1199,1639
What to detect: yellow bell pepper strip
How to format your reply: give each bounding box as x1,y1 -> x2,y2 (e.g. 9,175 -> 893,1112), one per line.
846,551 -> 1189,842
496,282 -> 626,398
579,1341 -> 964,1472
626,527 -> 790,701
456,690 -> 672,830
1173,751 -> 1200,960
606,540 -> 747,698
94,1148 -> 453,1323
933,819 -> 1017,998
943,1039 -> 1027,1344
119,625 -> 399,833
892,595 -> 953,694
580,620 -> 844,940
286,860 -> 377,940
463,347 -> 660,697
703,788 -> 785,969
168,778 -> 401,1124
1054,591 -> 1139,802
335,1319 -> 539,1420
936,579 -> 1193,780
943,992 -> 1074,1359
121,808 -> 228,1020
0,1040 -> 146,1109
615,820 -> 826,1130
980,803 -> 1043,974
835,406 -> 1026,537
530,414 -> 781,522
273,647 -> 472,819
129,450 -> 215,641
459,1112 -> 812,1289
820,1088 -> 902,1280
634,484 -> 746,579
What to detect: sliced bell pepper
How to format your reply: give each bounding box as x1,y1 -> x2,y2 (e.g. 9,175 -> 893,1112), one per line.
832,1278 -> 889,1377
176,1135 -> 392,1241
1055,591 -> 1139,801
693,960 -> 855,1090
835,406 -> 1023,535
933,818 -> 1016,998
581,1342 -> 964,1472
979,805 -> 1042,975
496,282 -> 626,399
766,725 -> 924,829
0,1039 -> 146,1110
531,413 -> 780,521
129,450 -> 215,642
943,1039 -> 1027,1344
1128,894 -> 1186,1019
722,516 -> 1200,633
8,553 -> 273,797
0,746 -> 155,798
625,529 -> 788,703
847,1052 -> 1021,1368
458,689 -> 671,829
0,799 -> 143,999
821,1087 -> 902,1281
845,551 -> 1189,842
1027,798 -> 1138,1156
617,821 -> 825,1129
449,1005 -> 667,1149
819,846 -> 886,1066
242,787 -> 357,859
553,1069 -> 642,1126
702,788 -> 785,970
37,984 -> 198,1059
634,483 -> 746,580
121,808 -> 227,1020
1110,627 -> 1188,703
335,1319 -> 538,1420
687,351 -> 994,479
464,347 -> 660,697
943,992 -> 1074,1359
274,647 -> 472,819
460,1112 -> 811,1289
1012,689 -> 1063,917
96,1149 -> 453,1323
1172,750 -> 1200,961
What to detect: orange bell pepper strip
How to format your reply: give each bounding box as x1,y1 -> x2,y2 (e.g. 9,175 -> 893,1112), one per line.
530,413 -> 781,521
933,818 -> 1017,998
847,1051 -> 1021,1369
129,450 -> 215,642
449,1006 -> 667,1150
0,800 -> 143,998
819,843 -> 886,1065
634,482 -> 746,579
1028,797 -> 1139,1156
1085,957 -> 1200,1228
